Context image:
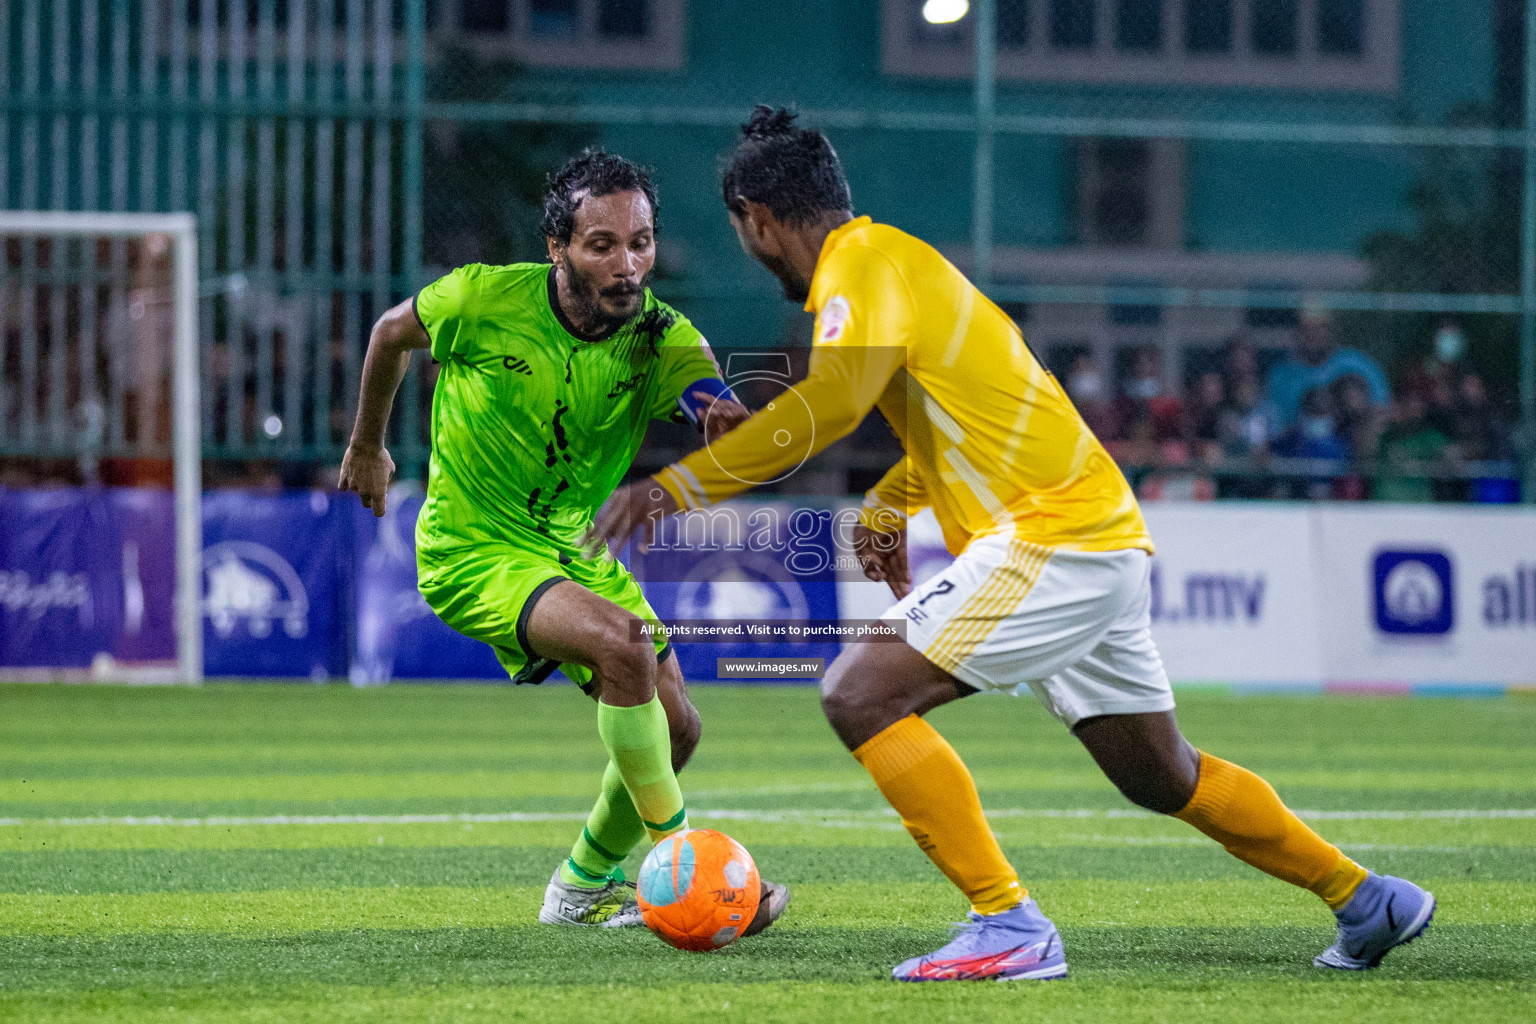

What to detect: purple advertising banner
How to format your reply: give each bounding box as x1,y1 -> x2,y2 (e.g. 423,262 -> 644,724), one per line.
111,489 -> 178,665
2,488 -> 845,683
0,489 -> 127,668
200,490 -> 349,679
350,488 -> 503,682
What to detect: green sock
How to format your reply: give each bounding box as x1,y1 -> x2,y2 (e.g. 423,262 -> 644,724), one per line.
562,761 -> 646,888
597,695 -> 688,844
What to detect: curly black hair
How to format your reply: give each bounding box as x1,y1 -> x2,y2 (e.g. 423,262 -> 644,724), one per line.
720,106 -> 853,226
541,149 -> 660,245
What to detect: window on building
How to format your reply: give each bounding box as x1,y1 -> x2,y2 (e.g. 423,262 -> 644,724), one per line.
1245,305 -> 1300,328
1317,0 -> 1365,55
1110,300 -> 1163,327
530,0 -> 579,38
1184,0 -> 1232,54
462,0 -> 511,34
1116,0 -> 1163,52
423,0 -> 683,70
911,0 -> 967,47
1251,0 -> 1299,55
1082,139 -> 1151,245
881,0 -> 1396,90
1051,0 -> 1097,50
598,0 -> 649,38
998,0 -> 1031,49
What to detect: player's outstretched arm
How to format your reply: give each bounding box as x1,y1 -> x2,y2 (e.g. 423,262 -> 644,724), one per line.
339,296 -> 431,518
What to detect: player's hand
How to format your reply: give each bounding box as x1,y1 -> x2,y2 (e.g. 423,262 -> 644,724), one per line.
853,522 -> 911,599
339,443 -> 396,518
586,477 -> 680,557
693,390 -> 752,445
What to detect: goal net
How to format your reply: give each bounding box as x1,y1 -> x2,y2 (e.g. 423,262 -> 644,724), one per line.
0,211 -> 202,683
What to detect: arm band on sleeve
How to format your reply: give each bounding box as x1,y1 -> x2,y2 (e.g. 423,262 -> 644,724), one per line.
675,377 -> 740,431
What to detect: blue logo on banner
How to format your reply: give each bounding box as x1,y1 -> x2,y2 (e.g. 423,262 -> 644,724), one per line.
1374,550 -> 1454,635
201,491 -> 348,679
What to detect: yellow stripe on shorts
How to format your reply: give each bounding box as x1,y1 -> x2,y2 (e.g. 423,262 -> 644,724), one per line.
923,537 -> 1053,672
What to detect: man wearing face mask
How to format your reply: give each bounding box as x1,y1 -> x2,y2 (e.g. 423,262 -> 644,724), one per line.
1273,387 -> 1351,499
1065,354 -> 1118,440
1266,306 -> 1391,429
337,150 -> 789,936
1403,320 -> 1470,435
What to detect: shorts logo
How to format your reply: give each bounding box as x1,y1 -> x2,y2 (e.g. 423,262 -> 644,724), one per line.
918,579 -> 955,606
817,296 -> 850,344
1373,550 -> 1454,635
502,356 -> 533,375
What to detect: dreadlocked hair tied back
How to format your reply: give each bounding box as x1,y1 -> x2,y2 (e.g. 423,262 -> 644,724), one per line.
721,105 -> 853,227
542,148 -> 660,245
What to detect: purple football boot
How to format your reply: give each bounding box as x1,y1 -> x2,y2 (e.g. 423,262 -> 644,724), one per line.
1314,872 -> 1435,970
892,899 -> 1068,982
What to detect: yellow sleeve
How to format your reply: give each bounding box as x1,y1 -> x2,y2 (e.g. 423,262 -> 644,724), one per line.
656,245 -> 913,508
857,456 -> 928,532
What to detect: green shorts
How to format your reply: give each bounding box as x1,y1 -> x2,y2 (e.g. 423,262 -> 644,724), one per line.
418,545 -> 669,690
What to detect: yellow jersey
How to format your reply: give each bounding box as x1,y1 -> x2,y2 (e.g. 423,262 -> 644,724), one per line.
655,217 -> 1152,557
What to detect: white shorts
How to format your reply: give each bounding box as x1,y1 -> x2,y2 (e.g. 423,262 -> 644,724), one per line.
883,530 -> 1174,728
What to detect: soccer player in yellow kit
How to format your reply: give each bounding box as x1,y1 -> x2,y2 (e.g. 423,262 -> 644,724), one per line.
593,107 -> 1434,981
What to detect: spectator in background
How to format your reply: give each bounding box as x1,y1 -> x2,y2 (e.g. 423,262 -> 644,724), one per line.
1186,370 -> 1225,454
1221,333 -> 1260,386
1266,306 -> 1391,428
1114,346 -> 1184,442
1450,372 -> 1519,504
1214,375 -> 1279,499
1331,374 -> 1384,500
1332,374 -> 1384,461
1374,392 -> 1453,503
1064,353 -> 1119,441
1450,372 -> 1510,463
1272,387 -> 1350,500
1401,319 -> 1468,430
1216,375 -> 1279,458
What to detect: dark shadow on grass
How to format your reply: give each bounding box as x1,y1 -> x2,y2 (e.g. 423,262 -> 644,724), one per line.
1,923 -> 1528,995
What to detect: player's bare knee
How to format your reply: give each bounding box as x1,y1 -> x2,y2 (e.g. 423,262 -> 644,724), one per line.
1109,753 -> 1197,815
818,657 -> 863,733
591,634 -> 658,705
669,705 -> 701,772
820,652 -> 901,749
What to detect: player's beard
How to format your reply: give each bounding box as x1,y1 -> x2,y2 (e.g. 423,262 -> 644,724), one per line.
558,255 -> 651,338
756,249 -> 810,303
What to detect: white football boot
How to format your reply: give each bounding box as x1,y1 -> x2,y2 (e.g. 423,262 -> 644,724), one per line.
538,866 -> 644,927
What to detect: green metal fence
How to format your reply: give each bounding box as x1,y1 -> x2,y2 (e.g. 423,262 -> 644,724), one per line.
2,0 -> 1532,498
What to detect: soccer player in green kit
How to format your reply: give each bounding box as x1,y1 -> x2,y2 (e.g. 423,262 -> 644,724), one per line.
339,151 -> 789,933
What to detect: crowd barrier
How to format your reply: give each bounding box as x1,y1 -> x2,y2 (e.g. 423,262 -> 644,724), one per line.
2,487 -> 1532,691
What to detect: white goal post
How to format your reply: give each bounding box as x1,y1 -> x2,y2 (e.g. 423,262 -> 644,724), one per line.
0,211 -> 202,684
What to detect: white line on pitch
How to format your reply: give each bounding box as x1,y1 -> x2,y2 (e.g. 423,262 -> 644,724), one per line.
0,807 -> 1531,828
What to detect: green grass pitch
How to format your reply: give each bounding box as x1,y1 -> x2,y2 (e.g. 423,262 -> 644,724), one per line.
1,683 -> 1533,1023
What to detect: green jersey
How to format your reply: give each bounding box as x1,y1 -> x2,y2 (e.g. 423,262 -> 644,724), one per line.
412,262 -> 719,561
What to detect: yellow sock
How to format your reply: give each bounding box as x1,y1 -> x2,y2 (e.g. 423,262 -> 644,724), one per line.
853,715 -> 1025,916
1175,752 -> 1367,910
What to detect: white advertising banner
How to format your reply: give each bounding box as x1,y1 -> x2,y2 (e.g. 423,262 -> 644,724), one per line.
1315,506 -> 1536,687
1140,505 -> 1325,685
834,501 -> 1536,689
